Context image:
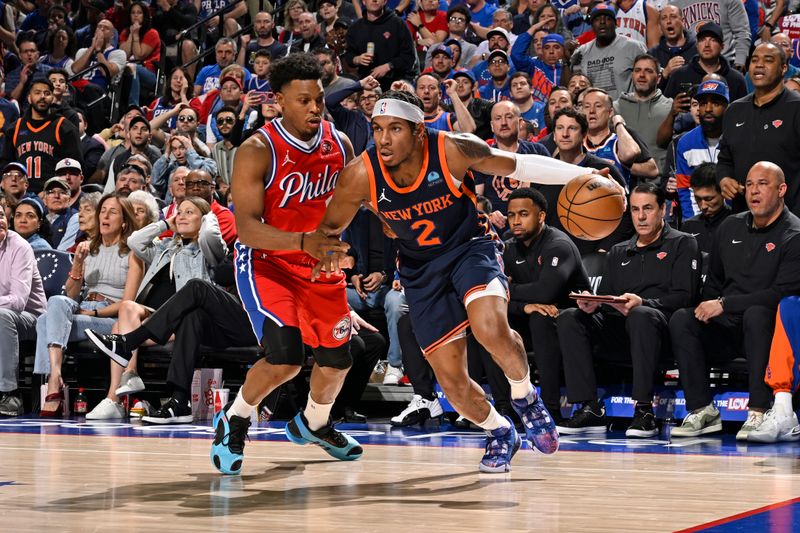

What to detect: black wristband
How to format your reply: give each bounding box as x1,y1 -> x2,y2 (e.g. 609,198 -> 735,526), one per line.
300,232 -> 305,251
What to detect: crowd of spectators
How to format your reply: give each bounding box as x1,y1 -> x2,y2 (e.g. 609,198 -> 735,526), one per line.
1,0 -> 800,443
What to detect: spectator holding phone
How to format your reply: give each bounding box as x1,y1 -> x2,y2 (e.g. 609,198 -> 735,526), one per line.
151,135 -> 217,199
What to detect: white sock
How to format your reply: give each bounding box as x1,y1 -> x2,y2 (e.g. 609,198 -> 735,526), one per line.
774,391 -> 793,416
229,392 -> 256,419
304,393 -> 333,431
507,370 -> 535,400
475,405 -> 512,431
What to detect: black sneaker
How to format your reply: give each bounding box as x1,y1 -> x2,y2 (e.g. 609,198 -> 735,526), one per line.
556,401 -> 606,435
625,405 -> 658,438
141,397 -> 194,424
84,329 -> 132,368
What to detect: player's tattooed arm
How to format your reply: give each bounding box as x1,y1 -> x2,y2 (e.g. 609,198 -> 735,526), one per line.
451,133 -> 493,160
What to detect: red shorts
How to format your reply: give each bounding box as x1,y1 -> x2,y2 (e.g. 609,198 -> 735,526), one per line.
234,247 -> 351,349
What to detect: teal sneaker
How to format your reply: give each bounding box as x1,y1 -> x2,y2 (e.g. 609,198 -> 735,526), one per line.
285,411 -> 363,461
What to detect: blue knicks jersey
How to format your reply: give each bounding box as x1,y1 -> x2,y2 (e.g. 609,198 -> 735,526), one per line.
424,111 -> 454,132
364,129 -> 493,262
584,133 -> 632,187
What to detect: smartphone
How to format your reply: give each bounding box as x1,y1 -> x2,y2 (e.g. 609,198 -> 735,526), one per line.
679,82 -> 694,95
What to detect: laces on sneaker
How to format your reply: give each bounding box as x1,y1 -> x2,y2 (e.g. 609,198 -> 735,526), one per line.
223,415 -> 251,454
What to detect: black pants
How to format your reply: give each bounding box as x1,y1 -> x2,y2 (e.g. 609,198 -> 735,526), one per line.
143,279 -> 257,394
466,335 -> 511,412
669,306 -> 775,411
514,313 -> 563,415
332,329 -> 385,417
399,314 -> 437,400
557,306 -> 669,404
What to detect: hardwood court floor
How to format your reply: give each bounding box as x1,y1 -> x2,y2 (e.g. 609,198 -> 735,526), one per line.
2,426 -> 800,533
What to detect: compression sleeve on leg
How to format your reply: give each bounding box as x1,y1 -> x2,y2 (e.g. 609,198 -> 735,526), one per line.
506,153 -> 587,185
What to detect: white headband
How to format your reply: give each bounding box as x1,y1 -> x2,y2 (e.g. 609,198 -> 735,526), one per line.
372,98 -> 424,124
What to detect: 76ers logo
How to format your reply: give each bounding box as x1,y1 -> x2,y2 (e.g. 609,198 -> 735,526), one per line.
321,140 -> 333,155
332,316 -> 351,341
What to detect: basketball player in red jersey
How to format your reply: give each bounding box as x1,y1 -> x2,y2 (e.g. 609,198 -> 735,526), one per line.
310,90 -> 602,473
210,54 -> 362,475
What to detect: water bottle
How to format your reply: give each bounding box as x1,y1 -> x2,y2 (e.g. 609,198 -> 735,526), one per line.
74,388 -> 87,415
662,417 -> 675,442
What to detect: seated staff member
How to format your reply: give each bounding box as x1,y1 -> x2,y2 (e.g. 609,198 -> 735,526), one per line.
670,162 -> 800,441
680,163 -> 731,255
557,183 -> 702,437
504,187 -> 591,421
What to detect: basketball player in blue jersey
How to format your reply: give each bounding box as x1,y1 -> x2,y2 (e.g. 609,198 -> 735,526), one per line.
309,90 -> 599,473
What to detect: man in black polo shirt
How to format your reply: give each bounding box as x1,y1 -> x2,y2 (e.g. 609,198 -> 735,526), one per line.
717,43 -> 800,216
504,187 -> 591,421
670,161 -> 800,440
557,183 -> 701,437
681,162 -> 731,255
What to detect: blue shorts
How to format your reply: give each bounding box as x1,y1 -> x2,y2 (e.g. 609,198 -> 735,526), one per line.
400,237 -> 507,354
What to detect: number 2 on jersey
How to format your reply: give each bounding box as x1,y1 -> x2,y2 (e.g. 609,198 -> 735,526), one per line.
411,219 -> 441,247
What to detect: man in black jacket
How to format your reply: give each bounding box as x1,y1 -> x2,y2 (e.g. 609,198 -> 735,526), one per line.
343,0 -> 418,91
662,23 -> 747,101
557,182 -> 701,437
717,42 -> 800,216
504,187 -> 591,420
681,163 -> 731,255
670,161 -> 800,440
648,6 -> 697,90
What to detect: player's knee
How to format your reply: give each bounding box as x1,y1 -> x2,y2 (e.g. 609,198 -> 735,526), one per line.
261,323 -> 306,366
314,344 -> 353,370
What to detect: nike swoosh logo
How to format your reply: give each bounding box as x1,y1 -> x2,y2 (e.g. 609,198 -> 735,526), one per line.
690,233 -> 700,237
515,259 -> 526,264
732,239 -> 742,244
621,260 -> 631,266
736,122 -> 745,127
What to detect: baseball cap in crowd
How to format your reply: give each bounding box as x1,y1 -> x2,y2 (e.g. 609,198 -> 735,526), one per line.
124,104 -> 145,117
443,38 -> 462,51
695,79 -> 730,102
219,75 -> 243,90
488,49 -> 509,63
451,69 -> 476,84
486,27 -> 510,43
431,44 -> 453,59
43,177 -> 70,191
696,22 -> 724,44
542,34 -> 565,47
3,162 -> 27,177
589,3 -> 616,20
333,18 -> 350,30
128,115 -> 151,131
55,158 -> 82,175
318,0 -> 337,6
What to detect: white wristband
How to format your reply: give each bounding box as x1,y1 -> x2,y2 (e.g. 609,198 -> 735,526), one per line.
507,154 -> 587,185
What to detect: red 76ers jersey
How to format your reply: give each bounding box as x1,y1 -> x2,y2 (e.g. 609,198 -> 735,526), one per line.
255,118 -> 346,264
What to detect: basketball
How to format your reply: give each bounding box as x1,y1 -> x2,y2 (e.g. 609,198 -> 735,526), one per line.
557,174 -> 625,241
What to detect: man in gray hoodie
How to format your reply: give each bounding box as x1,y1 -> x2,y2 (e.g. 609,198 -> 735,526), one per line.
615,54 -> 674,178
668,0 -> 751,70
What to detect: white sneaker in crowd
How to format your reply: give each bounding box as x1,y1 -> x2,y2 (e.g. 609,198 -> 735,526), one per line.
85,398 -> 126,420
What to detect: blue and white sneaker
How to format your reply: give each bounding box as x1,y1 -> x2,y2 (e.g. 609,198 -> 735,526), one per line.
210,402 -> 251,475
285,412 -> 363,461
479,417 -> 521,473
512,391 -> 560,455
